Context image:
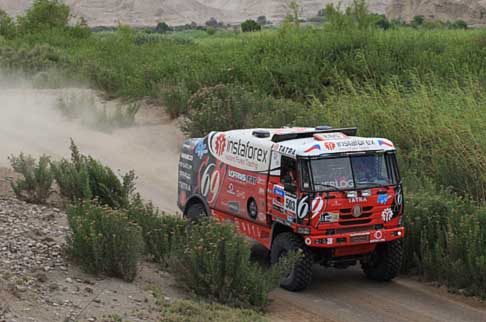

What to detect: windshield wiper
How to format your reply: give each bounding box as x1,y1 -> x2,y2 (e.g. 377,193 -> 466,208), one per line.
356,182 -> 389,188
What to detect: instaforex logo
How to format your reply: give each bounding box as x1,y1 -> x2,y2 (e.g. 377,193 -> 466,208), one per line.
227,139 -> 268,163
214,134 -> 227,156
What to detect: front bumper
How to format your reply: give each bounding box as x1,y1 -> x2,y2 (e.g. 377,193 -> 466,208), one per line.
303,227 -> 405,248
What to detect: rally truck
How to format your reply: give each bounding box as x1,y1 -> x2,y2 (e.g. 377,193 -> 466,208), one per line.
177,127 -> 404,291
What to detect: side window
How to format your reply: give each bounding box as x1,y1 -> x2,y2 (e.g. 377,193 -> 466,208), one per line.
300,159 -> 311,191
281,156 -> 297,186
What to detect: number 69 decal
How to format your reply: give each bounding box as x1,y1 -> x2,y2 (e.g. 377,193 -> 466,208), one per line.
201,163 -> 222,204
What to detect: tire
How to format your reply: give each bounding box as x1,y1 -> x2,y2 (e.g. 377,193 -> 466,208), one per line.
185,202 -> 207,222
362,239 -> 403,281
270,232 -> 313,291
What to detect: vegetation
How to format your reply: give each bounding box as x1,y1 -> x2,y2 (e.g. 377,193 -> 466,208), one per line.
66,202 -> 144,282
150,287 -> 266,322
170,219 -> 295,309
3,0 -> 486,299
9,154 -> 53,204
241,19 -> 261,32
51,140 -> 136,208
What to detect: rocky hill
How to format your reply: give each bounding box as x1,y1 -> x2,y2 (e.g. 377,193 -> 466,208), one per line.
0,0 -> 484,27
0,0 -> 389,26
387,0 -> 486,26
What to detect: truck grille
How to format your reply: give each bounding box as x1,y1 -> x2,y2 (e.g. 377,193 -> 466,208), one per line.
339,206 -> 373,226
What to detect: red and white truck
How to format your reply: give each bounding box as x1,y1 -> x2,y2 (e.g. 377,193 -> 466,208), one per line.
178,127 -> 404,291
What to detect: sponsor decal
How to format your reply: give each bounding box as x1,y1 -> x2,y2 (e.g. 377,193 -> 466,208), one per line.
305,237 -> 312,246
323,178 -> 353,189
284,194 -> 297,214
304,144 -> 321,153
228,201 -> 240,214
311,196 -> 325,218
378,193 -> 391,205
336,139 -> 375,148
228,169 -> 257,184
319,133 -> 348,140
297,195 -> 310,219
258,187 -> 265,195
227,183 -> 236,195
320,213 -> 339,223
273,144 -> 297,156
214,133 -> 227,156
349,197 -> 367,203
324,142 -> 336,151
195,140 -> 208,159
179,182 -> 191,191
371,230 -> 385,243
179,162 -> 192,170
180,153 -> 193,161
210,133 -> 270,172
395,187 -> 403,206
273,185 -> 285,198
201,164 -> 221,204
287,215 -> 295,223
381,208 -> 394,222
378,139 -> 394,148
178,170 -> 191,181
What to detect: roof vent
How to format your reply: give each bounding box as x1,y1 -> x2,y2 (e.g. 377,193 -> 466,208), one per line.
252,130 -> 271,139
316,125 -> 332,131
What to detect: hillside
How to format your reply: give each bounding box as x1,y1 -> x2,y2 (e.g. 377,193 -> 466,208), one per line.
387,0 -> 486,26
0,0 -> 389,26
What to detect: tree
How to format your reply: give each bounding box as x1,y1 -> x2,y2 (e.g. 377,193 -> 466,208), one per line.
17,0 -> 70,33
257,16 -> 267,26
241,19 -> 261,32
205,17 -> 222,28
155,21 -> 172,33
412,15 -> 425,27
0,9 -> 16,39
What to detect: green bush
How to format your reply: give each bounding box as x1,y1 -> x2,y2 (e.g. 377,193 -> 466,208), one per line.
183,84 -> 304,137
0,44 -> 62,73
0,9 -> 16,39
66,202 -> 144,282
403,183 -> 486,298
51,140 -> 136,208
170,219 -> 293,309
241,20 -> 261,33
17,0 -> 70,34
9,154 -> 54,204
127,198 -> 187,265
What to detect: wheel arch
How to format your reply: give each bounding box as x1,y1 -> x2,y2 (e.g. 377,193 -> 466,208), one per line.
270,221 -> 294,247
183,194 -> 210,217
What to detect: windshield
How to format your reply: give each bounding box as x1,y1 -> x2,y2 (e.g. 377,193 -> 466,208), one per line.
308,154 -> 397,191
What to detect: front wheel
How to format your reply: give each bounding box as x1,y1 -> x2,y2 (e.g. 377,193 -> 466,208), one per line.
270,232 -> 313,291
361,239 -> 403,281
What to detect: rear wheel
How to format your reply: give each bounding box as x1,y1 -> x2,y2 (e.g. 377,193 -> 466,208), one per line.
270,232 -> 313,291
185,202 -> 207,222
361,239 -> 403,281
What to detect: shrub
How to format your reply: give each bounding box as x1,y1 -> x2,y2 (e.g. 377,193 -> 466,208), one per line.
402,183 -> 486,298
0,9 -> 16,39
9,154 -> 54,204
66,202 -> 144,282
183,84 -> 304,137
241,20 -> 261,32
155,22 -> 172,33
127,198 -> 187,265
17,0 -> 70,33
170,219 -> 294,309
206,27 -> 216,35
0,44 -> 62,73
51,140 -> 136,208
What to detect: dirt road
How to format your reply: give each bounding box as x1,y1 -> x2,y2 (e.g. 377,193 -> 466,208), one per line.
0,87 -> 184,213
1,85 -> 485,322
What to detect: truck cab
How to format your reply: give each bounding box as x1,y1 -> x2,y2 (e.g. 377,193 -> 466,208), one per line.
178,127 -> 404,291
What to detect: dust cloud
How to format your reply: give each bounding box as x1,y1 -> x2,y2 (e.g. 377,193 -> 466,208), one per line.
0,75 -> 184,213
